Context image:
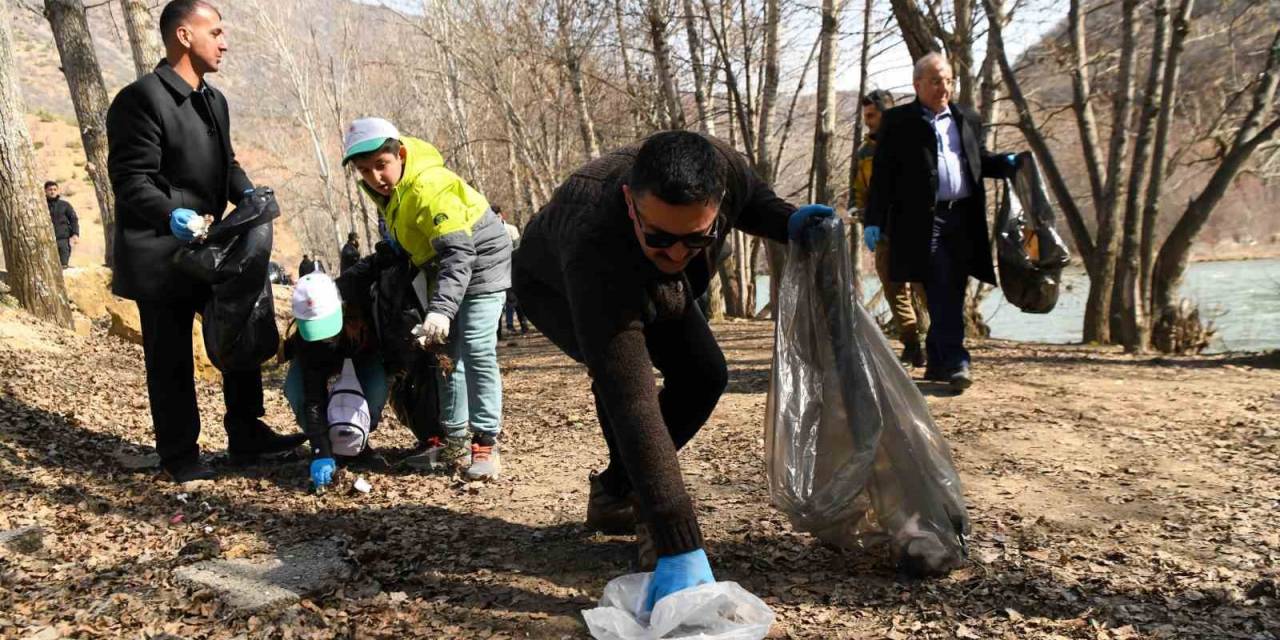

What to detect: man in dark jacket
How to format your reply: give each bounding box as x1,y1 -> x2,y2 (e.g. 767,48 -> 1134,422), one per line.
105,0 -> 303,483
514,130 -> 832,612
864,52 -> 1018,390
298,254 -> 316,278
44,181 -> 79,268
339,232 -> 360,274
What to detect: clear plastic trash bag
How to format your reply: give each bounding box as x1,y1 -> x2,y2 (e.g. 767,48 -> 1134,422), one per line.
996,152 -> 1072,313
765,216 -> 969,577
583,573 -> 775,640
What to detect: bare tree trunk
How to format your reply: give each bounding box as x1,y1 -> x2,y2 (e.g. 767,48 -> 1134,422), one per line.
888,0 -> 937,61
702,0 -> 754,161
754,0 -> 779,180
951,0 -> 976,107
1141,0 -> 1194,324
1151,27 -> 1280,349
556,0 -> 601,158
44,0 -> 116,266
646,0 -> 686,129
681,0 -> 714,135
119,0 -> 162,79
1113,0 -> 1170,352
845,0 -> 873,305
0,1 -> 72,327
810,0 -> 841,206
613,0 -> 648,137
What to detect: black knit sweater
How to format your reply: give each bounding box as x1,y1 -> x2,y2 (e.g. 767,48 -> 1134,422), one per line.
515,133 -> 794,556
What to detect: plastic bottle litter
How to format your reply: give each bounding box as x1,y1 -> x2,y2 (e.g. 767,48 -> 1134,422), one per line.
582,573 -> 774,640
353,476 -> 372,494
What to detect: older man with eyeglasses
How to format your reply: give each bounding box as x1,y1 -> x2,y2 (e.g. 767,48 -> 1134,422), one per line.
513,130 -> 830,613
864,52 -> 1019,391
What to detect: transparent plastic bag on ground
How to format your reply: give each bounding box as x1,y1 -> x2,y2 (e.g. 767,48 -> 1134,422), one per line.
765,216 -> 969,576
583,573 -> 775,640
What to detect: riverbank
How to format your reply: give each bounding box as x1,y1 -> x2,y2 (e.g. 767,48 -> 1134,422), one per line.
1,308 -> 1277,638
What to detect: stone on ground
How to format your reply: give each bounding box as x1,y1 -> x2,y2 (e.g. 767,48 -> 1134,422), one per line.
173,540 -> 353,614
0,526 -> 45,554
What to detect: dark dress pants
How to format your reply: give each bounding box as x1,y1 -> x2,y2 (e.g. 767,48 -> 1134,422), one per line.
137,298 -> 264,470
924,201 -> 975,373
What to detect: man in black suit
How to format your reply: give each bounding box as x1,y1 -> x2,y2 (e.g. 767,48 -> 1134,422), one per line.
45,181 -> 79,268
864,52 -> 1018,391
106,0 -> 303,482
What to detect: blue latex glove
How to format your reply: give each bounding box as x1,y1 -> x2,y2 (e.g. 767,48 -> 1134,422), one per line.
1003,153 -> 1018,167
644,548 -> 716,612
239,187 -> 255,204
169,208 -> 197,241
787,204 -> 835,242
864,225 -> 882,252
310,457 -> 336,488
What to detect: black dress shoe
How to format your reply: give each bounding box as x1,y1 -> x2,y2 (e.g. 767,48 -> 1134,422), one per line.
922,367 -> 949,382
949,365 -> 973,391
227,419 -> 307,464
901,341 -> 926,368
165,460 -> 216,483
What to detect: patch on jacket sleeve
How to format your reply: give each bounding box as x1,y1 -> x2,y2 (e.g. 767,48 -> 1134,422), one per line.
433,213 -> 448,226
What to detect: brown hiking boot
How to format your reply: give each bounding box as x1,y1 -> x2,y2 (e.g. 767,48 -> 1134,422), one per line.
586,472 -> 637,535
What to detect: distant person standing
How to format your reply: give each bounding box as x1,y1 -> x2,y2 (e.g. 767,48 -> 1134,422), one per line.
339,232 -> 360,274
497,207 -> 527,337
864,52 -> 1019,390
45,180 -> 79,268
852,90 -> 925,368
298,253 -> 316,278
105,0 -> 304,482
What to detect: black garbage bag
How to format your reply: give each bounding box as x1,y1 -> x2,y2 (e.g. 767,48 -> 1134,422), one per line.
365,246 -> 447,445
766,216 -> 969,577
996,152 -> 1072,313
173,187 -> 280,372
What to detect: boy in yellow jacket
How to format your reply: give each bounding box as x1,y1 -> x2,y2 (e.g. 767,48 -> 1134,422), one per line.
342,118 -> 512,481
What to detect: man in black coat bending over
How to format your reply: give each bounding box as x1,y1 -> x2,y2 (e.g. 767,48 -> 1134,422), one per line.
864,52 -> 1019,391
514,131 -> 833,612
106,0 -> 302,482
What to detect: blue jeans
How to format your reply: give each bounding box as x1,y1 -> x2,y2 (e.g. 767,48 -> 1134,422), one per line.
441,291 -> 505,438
283,355 -> 389,432
924,210 -> 972,372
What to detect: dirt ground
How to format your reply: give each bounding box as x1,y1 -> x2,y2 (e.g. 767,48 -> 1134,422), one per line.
0,307 -> 1277,639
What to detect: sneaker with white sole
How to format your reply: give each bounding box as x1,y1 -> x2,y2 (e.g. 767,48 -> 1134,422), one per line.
406,435 -> 471,472
464,434 -> 501,481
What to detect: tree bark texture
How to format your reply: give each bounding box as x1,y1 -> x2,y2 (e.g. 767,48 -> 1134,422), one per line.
645,0 -> 686,129
810,0 -> 840,206
1141,0 -> 1194,321
44,0 -> 116,266
681,0 -> 714,135
1151,26 -> 1280,349
119,0 -> 162,79
0,1 -> 73,327
1112,0 -> 1170,352
889,0 -> 937,61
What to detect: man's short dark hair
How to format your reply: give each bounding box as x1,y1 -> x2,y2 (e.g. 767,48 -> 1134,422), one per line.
861,89 -> 894,112
629,131 -> 725,206
344,138 -> 402,166
159,1 -> 220,47
44,180 -> 57,189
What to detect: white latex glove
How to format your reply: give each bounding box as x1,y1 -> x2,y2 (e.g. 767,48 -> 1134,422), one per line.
414,312 -> 451,347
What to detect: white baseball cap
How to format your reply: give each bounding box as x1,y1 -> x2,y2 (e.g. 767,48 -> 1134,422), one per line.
291,273 -> 343,341
343,117 -> 400,164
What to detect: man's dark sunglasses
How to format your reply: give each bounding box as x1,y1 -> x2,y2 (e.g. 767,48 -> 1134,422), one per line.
633,201 -> 722,249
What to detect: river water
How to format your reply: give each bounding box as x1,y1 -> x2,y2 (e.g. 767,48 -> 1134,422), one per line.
755,258 -> 1280,353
